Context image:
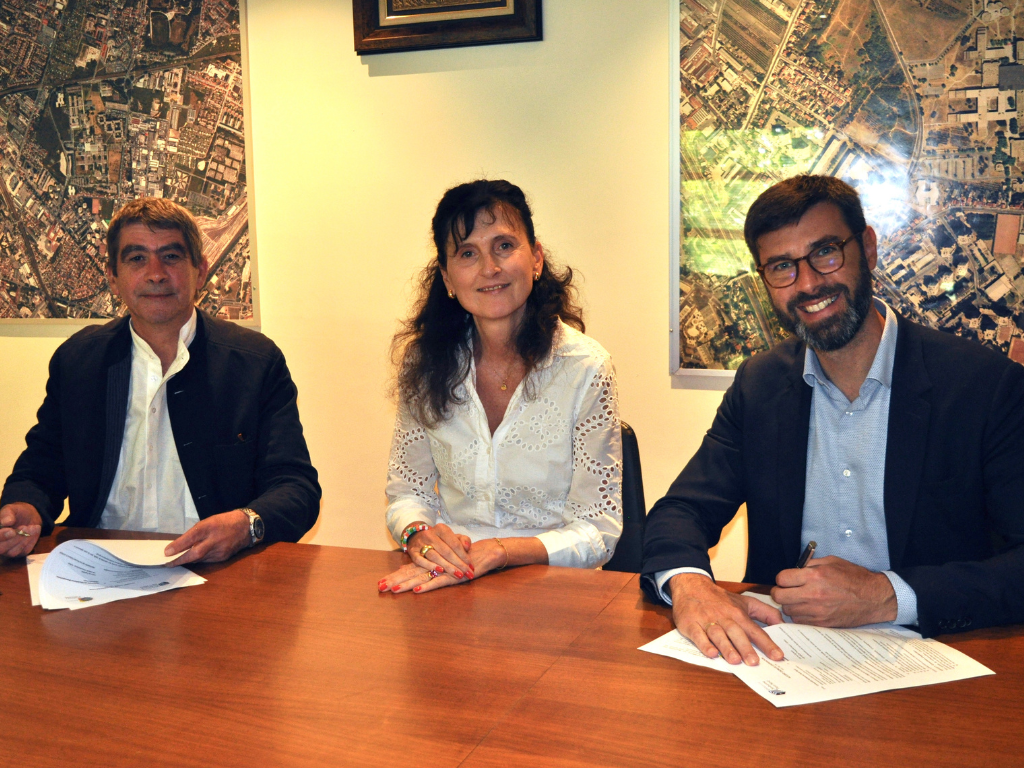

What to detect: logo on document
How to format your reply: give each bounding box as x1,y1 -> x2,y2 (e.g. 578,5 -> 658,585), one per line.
762,681 -> 786,696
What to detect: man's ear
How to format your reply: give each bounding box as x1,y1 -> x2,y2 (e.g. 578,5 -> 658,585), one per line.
105,267 -> 120,297
193,257 -> 210,301
861,226 -> 879,272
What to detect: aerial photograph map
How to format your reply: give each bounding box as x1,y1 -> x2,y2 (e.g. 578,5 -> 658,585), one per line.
0,0 -> 253,321
677,0 -> 1024,370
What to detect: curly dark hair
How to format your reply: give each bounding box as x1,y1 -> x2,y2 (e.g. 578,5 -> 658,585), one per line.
393,180 -> 585,427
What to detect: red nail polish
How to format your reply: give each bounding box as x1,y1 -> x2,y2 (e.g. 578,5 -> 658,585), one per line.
454,570 -> 463,578
391,585 -> 400,592
436,566 -> 444,574
414,585 -> 421,592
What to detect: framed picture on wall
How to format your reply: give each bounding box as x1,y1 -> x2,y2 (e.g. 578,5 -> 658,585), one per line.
0,0 -> 259,327
353,0 -> 542,55
669,0 -> 1024,387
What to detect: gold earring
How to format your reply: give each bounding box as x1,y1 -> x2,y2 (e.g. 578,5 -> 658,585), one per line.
533,273 -> 540,281
448,289 -> 455,299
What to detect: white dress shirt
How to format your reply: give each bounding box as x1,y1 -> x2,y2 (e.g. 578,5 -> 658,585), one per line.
98,310 -> 201,534
385,323 -> 623,569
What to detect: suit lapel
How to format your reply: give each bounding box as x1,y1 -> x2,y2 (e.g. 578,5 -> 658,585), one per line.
90,320 -> 132,525
884,317 -> 932,569
166,312 -> 209,447
775,347 -> 812,567
165,314 -> 211,516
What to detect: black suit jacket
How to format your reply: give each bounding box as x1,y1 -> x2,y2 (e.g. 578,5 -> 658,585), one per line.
1,312 -> 321,544
642,315 -> 1024,637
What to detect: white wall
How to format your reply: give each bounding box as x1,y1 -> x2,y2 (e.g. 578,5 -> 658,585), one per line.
0,0 -> 748,580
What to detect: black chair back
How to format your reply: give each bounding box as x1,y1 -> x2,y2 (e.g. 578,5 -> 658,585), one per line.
603,420 -> 646,573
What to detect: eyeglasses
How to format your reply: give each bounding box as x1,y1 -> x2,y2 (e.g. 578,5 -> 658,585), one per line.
756,233 -> 860,289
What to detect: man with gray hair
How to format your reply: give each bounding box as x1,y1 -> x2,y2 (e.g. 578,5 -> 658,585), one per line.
0,198 -> 320,563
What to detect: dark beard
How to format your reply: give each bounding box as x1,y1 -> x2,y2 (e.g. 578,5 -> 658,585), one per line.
773,257 -> 874,352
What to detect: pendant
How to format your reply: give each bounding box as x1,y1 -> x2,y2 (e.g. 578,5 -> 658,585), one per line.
500,383 -> 508,391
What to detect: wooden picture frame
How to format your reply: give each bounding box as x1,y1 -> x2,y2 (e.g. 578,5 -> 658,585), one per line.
353,0 -> 541,55
668,0 -> 1024,387
0,0 -> 259,329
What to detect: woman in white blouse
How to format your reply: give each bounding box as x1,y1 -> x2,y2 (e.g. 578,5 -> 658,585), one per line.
379,179 -> 623,594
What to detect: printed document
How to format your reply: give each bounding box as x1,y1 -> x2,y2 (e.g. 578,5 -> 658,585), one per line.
29,540 -> 205,610
640,595 -> 993,707
729,623 -> 993,706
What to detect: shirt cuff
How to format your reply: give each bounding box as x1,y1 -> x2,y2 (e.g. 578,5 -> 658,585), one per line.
653,567 -> 714,604
883,570 -> 919,626
536,524 -> 608,569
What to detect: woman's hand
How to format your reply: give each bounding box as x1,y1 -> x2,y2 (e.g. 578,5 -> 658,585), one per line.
378,561 -> 466,593
406,523 -> 475,580
377,539 -> 505,594
377,536 -> 549,594
467,538 -> 512,575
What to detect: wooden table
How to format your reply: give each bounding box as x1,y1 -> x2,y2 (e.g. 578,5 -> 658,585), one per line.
2,529 -> 1021,768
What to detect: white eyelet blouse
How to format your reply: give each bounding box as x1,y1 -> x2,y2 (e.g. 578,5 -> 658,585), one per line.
385,322 -> 623,569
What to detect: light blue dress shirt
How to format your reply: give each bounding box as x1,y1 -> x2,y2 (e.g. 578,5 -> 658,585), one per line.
657,301 -> 919,626
800,301 -> 917,625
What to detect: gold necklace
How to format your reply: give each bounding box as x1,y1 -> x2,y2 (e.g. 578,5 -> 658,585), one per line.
498,357 -> 517,391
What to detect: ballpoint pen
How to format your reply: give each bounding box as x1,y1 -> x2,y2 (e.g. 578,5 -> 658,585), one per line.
0,526 -> 32,537
796,540 -> 817,568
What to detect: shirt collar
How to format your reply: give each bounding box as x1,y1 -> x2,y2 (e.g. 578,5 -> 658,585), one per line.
129,309 -> 198,365
534,320 -> 566,372
802,299 -> 898,391
466,319 -> 567,375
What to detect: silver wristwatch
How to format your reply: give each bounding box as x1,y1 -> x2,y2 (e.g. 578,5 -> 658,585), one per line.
241,508 -> 265,547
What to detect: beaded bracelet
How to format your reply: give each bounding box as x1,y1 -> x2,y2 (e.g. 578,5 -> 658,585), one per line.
400,523 -> 430,552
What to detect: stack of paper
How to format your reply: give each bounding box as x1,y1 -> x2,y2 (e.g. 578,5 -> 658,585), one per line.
27,539 -> 206,611
639,592 -> 994,707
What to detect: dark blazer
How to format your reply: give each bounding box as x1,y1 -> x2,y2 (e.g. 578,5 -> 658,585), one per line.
642,315 -> 1024,637
1,312 -> 321,544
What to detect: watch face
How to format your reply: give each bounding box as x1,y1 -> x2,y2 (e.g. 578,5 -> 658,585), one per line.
253,515 -> 265,542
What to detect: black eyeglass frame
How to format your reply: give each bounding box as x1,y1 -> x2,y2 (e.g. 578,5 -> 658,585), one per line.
755,232 -> 862,289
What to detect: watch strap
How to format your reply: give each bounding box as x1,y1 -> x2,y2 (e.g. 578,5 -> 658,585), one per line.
241,508 -> 264,546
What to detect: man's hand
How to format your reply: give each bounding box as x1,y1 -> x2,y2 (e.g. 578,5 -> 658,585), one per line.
772,556 -> 897,627
669,573 -> 785,666
0,503 -> 43,559
164,510 -> 252,566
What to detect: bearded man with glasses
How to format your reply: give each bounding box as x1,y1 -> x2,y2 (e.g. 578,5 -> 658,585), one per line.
642,174 -> 1024,666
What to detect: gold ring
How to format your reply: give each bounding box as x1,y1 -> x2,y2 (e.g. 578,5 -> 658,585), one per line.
703,621 -> 718,632
419,545 -> 434,557
426,569 -> 436,579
